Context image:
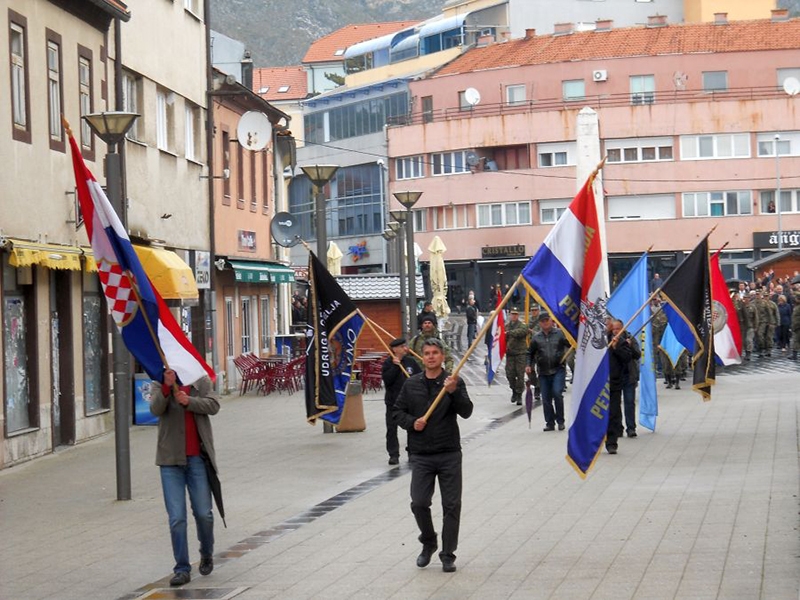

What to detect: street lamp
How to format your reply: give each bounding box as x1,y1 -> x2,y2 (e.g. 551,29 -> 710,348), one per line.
83,111 -> 138,501
393,191 -> 422,333
300,165 -> 339,257
386,218 -> 407,334
775,134 -> 783,251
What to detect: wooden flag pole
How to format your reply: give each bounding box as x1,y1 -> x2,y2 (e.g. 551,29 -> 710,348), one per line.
357,311 -> 410,378
421,276 -> 522,423
366,316 -> 423,361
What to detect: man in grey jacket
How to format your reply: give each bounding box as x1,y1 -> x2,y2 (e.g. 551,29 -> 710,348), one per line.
151,369 -> 220,587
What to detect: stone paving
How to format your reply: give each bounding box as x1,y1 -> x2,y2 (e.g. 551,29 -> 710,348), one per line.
0,349 -> 797,600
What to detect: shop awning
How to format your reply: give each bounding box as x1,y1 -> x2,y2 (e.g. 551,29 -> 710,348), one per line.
134,245 -> 199,301
4,238 -> 83,271
229,260 -> 296,284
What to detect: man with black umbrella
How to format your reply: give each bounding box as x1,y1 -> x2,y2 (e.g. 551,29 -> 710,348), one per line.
151,369 -> 220,587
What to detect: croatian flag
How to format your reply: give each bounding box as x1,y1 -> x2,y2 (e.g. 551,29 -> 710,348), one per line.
607,252 -> 658,431
68,134 -> 214,385
487,289 -> 506,384
710,251 -> 742,365
522,177 -> 609,477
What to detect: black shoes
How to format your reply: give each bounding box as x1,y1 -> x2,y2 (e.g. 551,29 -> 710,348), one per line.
388,456 -> 399,465
199,556 -> 213,576
543,425 -> 555,432
170,571 -> 191,587
627,430 -> 637,438
557,423 -> 565,431
442,558 -> 457,573
417,545 -> 437,568
606,444 -> 618,454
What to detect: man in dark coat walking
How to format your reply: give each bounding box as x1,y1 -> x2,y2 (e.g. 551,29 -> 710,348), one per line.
607,320 -> 641,454
381,338 -> 422,465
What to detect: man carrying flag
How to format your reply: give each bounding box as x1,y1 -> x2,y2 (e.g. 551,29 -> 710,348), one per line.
521,170 -> 609,477
658,237 -> 715,399
304,251 -> 364,424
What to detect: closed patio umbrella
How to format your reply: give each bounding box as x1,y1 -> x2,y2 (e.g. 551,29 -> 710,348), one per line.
428,236 -> 450,318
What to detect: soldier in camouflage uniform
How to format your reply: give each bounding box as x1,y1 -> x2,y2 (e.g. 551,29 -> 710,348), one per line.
766,294 -> 779,357
742,291 -> 759,360
505,309 -> 529,405
755,291 -> 772,357
409,315 -> 454,372
650,298 -> 670,384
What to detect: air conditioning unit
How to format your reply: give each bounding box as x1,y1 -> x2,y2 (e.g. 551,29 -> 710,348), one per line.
593,69 -> 608,82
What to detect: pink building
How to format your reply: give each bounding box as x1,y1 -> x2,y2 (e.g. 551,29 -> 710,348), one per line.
387,13 -> 800,308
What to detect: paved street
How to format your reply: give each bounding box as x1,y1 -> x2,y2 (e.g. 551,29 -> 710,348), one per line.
0,354 -> 798,600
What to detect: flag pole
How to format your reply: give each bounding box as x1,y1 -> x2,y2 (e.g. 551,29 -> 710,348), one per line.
364,316 -> 423,361
421,276 -> 522,423
357,310 -> 410,378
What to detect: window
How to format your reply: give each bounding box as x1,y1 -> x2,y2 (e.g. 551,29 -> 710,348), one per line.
221,128 -> 231,201
10,13 -> 31,143
46,31 -> 64,151
757,132 -> 796,156
777,68 -> 800,88
538,142 -> 575,167
250,151 -> 257,211
703,71 -> 728,92
506,84 -> 526,106
77,48 -> 93,155
395,155 -> 424,180
241,297 -> 252,353
477,201 -> 531,227
413,208 -> 426,233
156,88 -> 173,151
432,205 -> 470,230
540,200 -> 569,224
431,151 -> 469,176
224,297 -> 234,357
630,75 -> 655,105
605,137 -> 673,163
759,189 -> 797,214
562,79 -> 585,101
185,103 -> 199,161
608,195 -> 676,220
681,134 -> 749,160
303,92 -> 408,144
260,296 -> 272,353
682,191 -> 752,217
262,152 -> 270,213
458,90 -> 472,111
422,95 -> 433,123
122,71 -> 140,141
236,143 -> 244,208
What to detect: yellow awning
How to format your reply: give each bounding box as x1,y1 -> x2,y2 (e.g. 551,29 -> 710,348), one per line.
82,247 -> 98,272
133,245 -> 199,301
6,239 -> 83,271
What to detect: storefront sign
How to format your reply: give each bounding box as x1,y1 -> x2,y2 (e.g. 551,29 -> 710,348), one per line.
195,250 -> 211,289
293,266 -> 309,281
238,230 -> 256,252
753,230 -> 800,249
481,244 -> 526,259
348,240 -> 369,262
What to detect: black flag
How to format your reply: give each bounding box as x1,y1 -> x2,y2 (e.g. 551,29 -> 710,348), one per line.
304,252 -> 364,424
658,237 -> 715,400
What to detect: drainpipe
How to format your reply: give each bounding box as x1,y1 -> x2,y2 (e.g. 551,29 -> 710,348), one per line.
204,0 -> 219,382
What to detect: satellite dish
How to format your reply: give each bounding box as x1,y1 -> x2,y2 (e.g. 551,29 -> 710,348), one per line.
236,111 -> 272,151
673,71 -> 687,90
783,77 -> 800,96
271,212 -> 301,247
465,151 -> 481,167
463,87 -> 481,106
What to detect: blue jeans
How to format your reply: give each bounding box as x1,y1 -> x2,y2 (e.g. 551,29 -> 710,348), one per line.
160,455 -> 214,573
539,368 -> 566,427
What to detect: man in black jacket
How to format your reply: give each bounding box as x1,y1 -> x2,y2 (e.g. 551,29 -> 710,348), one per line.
607,319 -> 641,454
393,338 -> 473,573
526,313 -> 571,431
381,338 -> 422,465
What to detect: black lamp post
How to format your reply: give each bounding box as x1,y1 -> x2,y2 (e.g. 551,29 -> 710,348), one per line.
300,165 -> 339,257
82,111 -> 139,501
393,192 -> 422,333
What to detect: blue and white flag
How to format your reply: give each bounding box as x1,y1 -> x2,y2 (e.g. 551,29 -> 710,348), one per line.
521,177 -> 609,478
659,318 -> 688,368
607,253 -> 658,431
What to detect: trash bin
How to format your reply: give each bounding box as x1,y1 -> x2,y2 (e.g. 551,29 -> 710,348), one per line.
336,380 -> 366,432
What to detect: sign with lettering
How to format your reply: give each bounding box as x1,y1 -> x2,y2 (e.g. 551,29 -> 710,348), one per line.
753,230 -> 800,249
481,244 -> 526,259
195,250 -> 210,289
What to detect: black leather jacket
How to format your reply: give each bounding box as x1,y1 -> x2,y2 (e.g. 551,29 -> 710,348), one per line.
392,370 -> 473,455
527,328 -> 571,376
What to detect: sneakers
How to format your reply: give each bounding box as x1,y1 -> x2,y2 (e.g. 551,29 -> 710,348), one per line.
606,444 -> 618,455
170,571 -> 191,587
388,456 -> 399,465
442,558 -> 457,573
417,544 -> 437,568
199,556 -> 214,576
557,423 -> 565,431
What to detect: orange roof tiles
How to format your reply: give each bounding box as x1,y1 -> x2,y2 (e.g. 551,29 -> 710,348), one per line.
302,21 -> 417,64
435,18 -> 800,77
252,66 -> 308,101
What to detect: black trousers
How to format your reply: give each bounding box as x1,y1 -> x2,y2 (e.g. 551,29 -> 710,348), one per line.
385,404 -> 399,459
409,451 -> 462,561
607,387 -> 623,447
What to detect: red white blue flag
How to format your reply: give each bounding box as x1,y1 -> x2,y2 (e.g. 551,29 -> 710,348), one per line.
522,176 -> 609,477
710,251 -> 742,366
68,134 -> 214,385
486,288 -> 506,384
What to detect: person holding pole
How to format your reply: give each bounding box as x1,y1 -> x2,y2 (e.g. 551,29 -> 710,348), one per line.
393,338 -> 473,573
150,369 -> 220,587
382,338 -> 422,465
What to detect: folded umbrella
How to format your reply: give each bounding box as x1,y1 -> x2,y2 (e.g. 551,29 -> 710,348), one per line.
525,380 -> 533,429
200,448 -> 227,528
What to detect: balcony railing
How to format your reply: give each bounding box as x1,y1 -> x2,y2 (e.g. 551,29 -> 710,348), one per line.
387,86 -> 791,128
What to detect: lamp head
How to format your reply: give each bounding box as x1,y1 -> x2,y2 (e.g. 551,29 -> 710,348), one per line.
393,191 -> 423,210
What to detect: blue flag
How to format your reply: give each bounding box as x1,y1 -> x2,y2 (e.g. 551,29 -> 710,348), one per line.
607,253 -> 658,431
659,316 -> 688,368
